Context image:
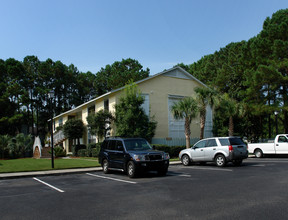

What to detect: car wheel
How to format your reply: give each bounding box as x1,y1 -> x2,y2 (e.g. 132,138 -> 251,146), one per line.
215,154 -> 226,167
127,161 -> 137,178
233,159 -> 243,166
254,149 -> 263,158
181,154 -> 191,166
103,159 -> 110,174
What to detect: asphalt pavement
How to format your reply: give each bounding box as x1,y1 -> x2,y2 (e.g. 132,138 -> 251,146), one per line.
2,157 -> 288,220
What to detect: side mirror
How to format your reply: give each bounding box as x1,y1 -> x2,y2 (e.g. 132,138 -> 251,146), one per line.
152,145 -> 156,150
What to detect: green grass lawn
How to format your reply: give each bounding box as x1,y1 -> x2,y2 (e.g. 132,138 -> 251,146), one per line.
0,157 -> 180,173
0,158 -> 101,173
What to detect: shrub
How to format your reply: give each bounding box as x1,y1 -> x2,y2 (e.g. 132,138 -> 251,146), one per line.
72,144 -> 86,156
86,144 -> 93,157
86,142 -> 102,157
169,146 -> 186,158
7,134 -> 33,159
92,148 -> 99,157
153,145 -> 186,158
0,135 -> 10,159
78,149 -> 87,157
91,142 -> 102,157
54,146 -> 66,158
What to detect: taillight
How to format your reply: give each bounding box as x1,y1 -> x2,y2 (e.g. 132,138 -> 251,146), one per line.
228,145 -> 233,152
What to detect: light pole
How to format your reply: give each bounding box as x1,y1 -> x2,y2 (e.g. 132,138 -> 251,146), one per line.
274,111 -> 279,135
48,90 -> 55,169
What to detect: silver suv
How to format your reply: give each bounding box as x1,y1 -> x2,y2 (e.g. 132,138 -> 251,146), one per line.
179,137 -> 248,167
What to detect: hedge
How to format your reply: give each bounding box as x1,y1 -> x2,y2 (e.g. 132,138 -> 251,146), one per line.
72,144 -> 87,156
153,145 -> 186,158
73,143 -> 184,158
73,142 -> 102,157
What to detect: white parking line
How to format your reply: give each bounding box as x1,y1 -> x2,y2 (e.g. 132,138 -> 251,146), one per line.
183,167 -> 233,172
179,174 -> 192,177
168,173 -> 192,177
86,173 -> 137,184
33,177 -> 65,193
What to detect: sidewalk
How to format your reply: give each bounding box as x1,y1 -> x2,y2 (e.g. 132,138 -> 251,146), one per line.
0,161 -> 182,179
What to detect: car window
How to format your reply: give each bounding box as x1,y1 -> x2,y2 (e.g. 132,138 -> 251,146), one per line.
107,140 -> 116,150
102,140 -> 108,150
229,138 -> 245,145
218,138 -> 229,146
124,139 -> 152,151
278,136 -> 288,143
194,140 -> 206,148
206,139 -> 217,147
115,140 -> 124,151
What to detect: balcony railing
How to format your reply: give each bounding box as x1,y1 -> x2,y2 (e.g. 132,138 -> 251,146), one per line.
53,130 -> 66,145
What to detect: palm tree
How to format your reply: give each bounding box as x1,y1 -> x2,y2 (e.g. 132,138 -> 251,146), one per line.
171,97 -> 198,149
218,93 -> 245,136
194,87 -> 216,139
7,134 -> 32,158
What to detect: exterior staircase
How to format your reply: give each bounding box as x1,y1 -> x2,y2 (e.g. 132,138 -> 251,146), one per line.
53,130 -> 66,145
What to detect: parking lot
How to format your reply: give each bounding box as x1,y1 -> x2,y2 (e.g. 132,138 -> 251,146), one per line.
1,158 -> 288,220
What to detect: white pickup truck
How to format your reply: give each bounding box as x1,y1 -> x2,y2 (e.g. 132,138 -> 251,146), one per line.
248,134 -> 288,158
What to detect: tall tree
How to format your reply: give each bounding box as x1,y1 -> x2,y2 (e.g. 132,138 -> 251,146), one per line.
63,119 -> 84,146
114,82 -> 157,142
216,93 -> 245,136
95,58 -> 150,95
194,87 -> 216,139
87,110 -> 114,143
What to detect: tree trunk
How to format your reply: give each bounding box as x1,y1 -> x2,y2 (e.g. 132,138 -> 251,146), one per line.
185,118 -> 191,149
284,110 -> 288,133
200,113 -> 206,140
229,116 -> 234,136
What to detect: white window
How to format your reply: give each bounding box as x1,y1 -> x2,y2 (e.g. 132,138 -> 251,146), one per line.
141,94 -> 149,116
168,96 -> 185,138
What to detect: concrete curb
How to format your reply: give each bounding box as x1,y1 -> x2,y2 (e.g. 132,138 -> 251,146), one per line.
0,161 -> 182,180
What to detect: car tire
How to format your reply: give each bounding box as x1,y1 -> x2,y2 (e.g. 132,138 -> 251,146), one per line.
233,159 -> 243,166
254,149 -> 263,158
181,154 -> 191,166
127,161 -> 137,178
215,154 -> 226,167
103,159 -> 110,174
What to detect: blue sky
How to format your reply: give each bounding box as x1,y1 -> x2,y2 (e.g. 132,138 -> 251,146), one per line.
1,0 -> 287,75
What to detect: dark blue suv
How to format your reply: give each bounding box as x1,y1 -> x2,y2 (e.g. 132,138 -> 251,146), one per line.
98,137 -> 170,178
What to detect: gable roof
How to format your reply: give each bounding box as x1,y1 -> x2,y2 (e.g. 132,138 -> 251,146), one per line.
53,66 -> 207,119
142,66 -> 207,87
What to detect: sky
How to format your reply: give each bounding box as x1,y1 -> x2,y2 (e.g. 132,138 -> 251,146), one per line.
1,0 -> 287,75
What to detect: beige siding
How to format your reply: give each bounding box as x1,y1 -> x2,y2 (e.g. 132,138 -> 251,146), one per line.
137,75 -> 202,138
82,107 -> 88,125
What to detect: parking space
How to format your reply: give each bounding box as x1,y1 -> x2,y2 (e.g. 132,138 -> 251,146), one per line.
1,158 -> 288,219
